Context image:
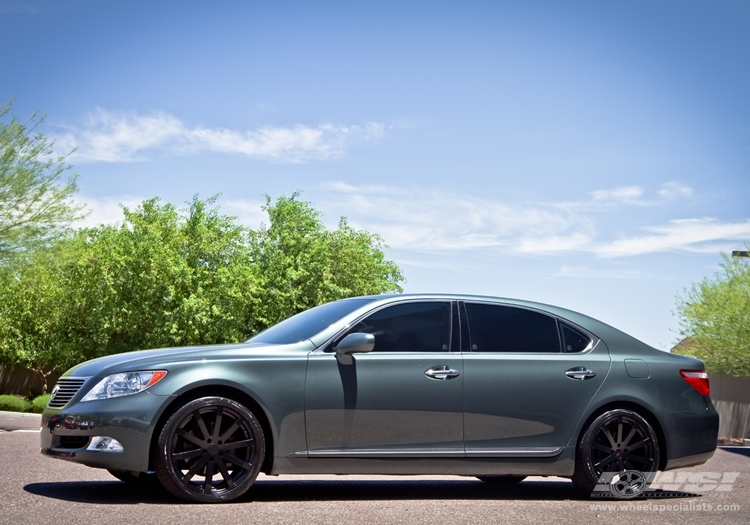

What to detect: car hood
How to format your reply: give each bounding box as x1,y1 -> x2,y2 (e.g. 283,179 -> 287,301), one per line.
61,341 -> 310,379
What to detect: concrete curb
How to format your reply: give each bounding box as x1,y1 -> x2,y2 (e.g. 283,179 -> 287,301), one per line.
0,410 -> 42,431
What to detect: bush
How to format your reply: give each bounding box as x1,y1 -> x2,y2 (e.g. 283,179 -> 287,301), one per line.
0,394 -> 32,412
30,394 -> 50,413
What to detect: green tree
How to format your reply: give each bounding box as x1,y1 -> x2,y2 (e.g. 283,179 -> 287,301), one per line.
676,248 -> 750,377
0,101 -> 84,262
251,193 -> 404,327
0,243 -> 71,393
58,195 -> 261,359
0,193 -> 405,387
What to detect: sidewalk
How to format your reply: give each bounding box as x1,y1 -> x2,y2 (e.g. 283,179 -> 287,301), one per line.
0,410 -> 42,431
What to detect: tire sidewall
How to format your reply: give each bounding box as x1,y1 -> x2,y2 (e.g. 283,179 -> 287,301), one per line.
574,408 -> 659,496
155,396 -> 265,503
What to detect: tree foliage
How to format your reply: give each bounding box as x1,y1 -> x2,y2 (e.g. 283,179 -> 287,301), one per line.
0,193 -> 404,388
251,193 -> 404,327
676,249 -> 750,377
0,101 -> 84,262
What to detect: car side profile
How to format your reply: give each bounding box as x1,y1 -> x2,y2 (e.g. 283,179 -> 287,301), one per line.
41,294 -> 719,502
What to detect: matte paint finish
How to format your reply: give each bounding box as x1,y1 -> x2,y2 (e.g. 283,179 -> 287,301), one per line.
463,343 -> 611,451
40,294 -> 719,481
305,352 -> 464,453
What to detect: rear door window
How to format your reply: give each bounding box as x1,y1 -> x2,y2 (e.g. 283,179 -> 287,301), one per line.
464,302 -> 561,353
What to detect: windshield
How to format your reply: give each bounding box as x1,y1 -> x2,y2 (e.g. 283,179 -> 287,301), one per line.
248,298 -> 377,345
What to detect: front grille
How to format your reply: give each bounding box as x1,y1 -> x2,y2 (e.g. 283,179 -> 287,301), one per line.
48,378 -> 87,408
58,436 -> 90,449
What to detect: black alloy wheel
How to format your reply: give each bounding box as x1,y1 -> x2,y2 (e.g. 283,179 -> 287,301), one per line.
155,396 -> 265,503
476,475 -> 526,485
572,408 -> 659,495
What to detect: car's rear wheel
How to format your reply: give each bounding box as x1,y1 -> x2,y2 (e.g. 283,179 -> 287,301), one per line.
476,475 -> 526,485
572,408 -> 659,495
154,396 -> 265,503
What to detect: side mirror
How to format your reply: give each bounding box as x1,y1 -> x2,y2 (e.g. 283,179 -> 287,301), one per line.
334,333 -> 375,364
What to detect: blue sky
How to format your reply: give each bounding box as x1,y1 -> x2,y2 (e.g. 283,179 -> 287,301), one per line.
2,0 -> 749,348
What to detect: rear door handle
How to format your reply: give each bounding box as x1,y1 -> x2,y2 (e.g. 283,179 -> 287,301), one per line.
425,365 -> 460,380
565,367 -> 596,380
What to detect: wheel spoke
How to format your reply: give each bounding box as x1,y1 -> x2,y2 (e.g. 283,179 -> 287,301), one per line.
221,452 -> 252,471
215,457 -> 236,489
219,418 -> 244,443
212,406 -> 224,442
222,438 -> 254,451
602,427 -> 617,449
592,443 -> 612,453
182,455 -> 209,483
625,438 -> 649,452
621,426 -> 638,448
616,418 -> 623,445
193,410 -> 211,441
594,453 -> 617,470
172,448 -> 204,461
177,428 -> 205,448
204,459 -> 214,494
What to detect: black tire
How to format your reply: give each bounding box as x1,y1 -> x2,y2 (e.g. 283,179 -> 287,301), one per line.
154,396 -> 265,503
572,409 -> 659,495
107,469 -> 158,485
476,475 -> 526,485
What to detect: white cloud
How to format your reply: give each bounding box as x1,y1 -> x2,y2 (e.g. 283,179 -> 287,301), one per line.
550,265 -> 643,279
316,182 -> 748,259
586,182 -> 693,208
320,182 -> 593,253
657,181 -> 693,200
594,218 -> 750,258
590,185 -> 644,204
54,109 -> 384,163
73,195 -> 146,228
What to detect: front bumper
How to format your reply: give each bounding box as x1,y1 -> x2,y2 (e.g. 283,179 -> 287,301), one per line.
40,391 -> 171,473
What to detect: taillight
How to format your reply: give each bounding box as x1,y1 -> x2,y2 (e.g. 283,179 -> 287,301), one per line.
680,370 -> 710,396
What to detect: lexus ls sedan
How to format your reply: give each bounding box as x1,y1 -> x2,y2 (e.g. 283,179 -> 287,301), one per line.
41,294 -> 718,502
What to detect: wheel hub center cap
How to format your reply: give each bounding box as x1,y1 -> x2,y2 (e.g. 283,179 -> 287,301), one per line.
208,444 -> 219,455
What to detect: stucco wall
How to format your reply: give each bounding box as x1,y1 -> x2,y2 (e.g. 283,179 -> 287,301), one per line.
711,373 -> 750,438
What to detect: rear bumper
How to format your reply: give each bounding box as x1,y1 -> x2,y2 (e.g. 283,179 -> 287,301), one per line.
659,397 -> 719,471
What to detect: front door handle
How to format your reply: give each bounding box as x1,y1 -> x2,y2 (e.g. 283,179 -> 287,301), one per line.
565,366 -> 596,380
425,365 -> 460,380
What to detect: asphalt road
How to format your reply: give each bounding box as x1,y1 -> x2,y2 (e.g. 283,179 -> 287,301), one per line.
1,413 -> 749,525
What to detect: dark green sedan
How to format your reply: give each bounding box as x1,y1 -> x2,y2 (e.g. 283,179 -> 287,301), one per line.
41,294 -> 718,502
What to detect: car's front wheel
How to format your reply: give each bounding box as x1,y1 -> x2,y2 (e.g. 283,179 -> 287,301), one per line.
572,408 -> 659,496
154,396 -> 265,503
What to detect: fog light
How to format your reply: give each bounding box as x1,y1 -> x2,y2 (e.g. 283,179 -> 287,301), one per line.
87,436 -> 124,453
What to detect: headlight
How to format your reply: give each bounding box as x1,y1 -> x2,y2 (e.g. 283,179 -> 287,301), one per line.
80,371 -> 168,402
